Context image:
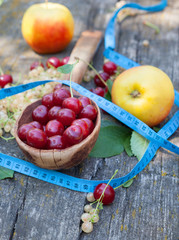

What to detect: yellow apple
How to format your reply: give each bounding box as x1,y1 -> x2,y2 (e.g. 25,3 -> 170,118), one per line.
111,65 -> 175,127
21,2 -> 74,54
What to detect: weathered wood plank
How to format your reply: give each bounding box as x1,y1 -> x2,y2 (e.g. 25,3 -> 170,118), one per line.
0,0 -> 178,240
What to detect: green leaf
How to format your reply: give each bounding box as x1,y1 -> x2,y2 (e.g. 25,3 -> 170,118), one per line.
57,63 -> 74,74
104,91 -> 111,102
104,79 -> 113,102
130,131 -> 149,160
101,119 -> 119,127
106,79 -> 113,94
122,178 -> 134,188
0,167 -> 14,180
124,134 -> 133,157
89,125 -> 131,158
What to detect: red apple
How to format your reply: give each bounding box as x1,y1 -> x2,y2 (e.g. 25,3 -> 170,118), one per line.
21,2 -> 74,54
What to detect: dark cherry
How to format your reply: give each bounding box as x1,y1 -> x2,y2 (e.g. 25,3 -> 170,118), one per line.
94,72 -> 110,87
29,121 -> 43,130
72,119 -> 89,139
93,183 -> 115,205
18,124 -> 34,141
0,74 -> 13,88
46,57 -> 62,68
47,135 -> 66,149
32,105 -> 48,125
26,128 -> 47,149
62,97 -> 83,115
90,87 -> 105,97
42,93 -> 54,109
79,104 -> 97,121
53,88 -> 71,106
48,106 -> 62,120
81,118 -> 94,134
45,120 -> 64,137
57,108 -> 76,126
63,125 -> 83,146
53,83 -> 62,92
103,61 -> 117,75
30,61 -> 44,70
61,56 -> 70,65
79,96 -> 92,108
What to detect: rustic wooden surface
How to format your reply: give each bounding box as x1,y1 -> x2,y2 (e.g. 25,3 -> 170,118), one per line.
0,0 -> 178,240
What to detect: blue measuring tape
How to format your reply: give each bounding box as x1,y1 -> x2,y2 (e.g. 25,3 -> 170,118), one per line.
0,0 -> 178,192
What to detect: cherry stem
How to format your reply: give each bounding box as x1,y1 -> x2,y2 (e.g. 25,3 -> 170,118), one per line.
94,169 -> 118,214
143,21 -> 160,34
75,57 -> 108,87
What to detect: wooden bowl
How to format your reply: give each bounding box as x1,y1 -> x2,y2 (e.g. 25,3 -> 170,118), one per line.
14,97 -> 101,170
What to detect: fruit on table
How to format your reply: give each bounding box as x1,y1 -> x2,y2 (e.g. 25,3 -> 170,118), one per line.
103,61 -> 117,75
93,183 -> 115,205
21,2 -> 74,54
46,57 -> 62,68
18,85 -> 97,150
94,72 -> 110,87
111,65 -> 175,127
0,74 -> 13,88
90,87 -> 105,97
30,61 -> 44,70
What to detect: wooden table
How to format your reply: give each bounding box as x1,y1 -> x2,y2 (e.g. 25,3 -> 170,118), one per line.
0,0 -> 178,239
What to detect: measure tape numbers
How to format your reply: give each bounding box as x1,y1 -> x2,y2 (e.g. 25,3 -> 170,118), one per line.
0,107 -> 178,192
0,0 -> 178,192
2,80 -> 178,154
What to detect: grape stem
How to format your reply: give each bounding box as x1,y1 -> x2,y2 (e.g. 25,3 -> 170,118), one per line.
75,57 -> 108,87
0,136 -> 15,141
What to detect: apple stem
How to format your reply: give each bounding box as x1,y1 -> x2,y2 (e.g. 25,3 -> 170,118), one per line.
130,90 -> 140,98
